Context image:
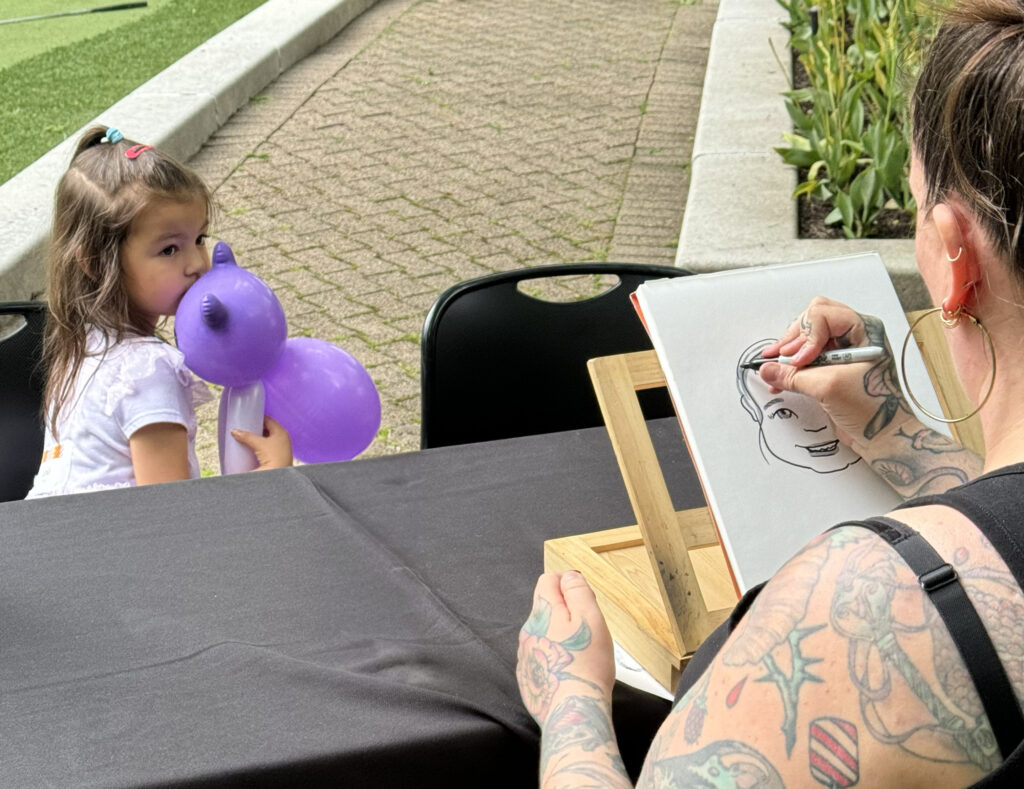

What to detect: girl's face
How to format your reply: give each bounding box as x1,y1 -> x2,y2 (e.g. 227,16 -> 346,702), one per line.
745,370 -> 859,473
121,196 -> 210,331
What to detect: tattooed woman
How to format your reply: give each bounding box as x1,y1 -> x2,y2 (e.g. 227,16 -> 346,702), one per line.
517,2 -> 1024,786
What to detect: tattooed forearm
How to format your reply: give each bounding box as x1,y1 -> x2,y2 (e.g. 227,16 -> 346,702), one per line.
540,694 -> 630,786
870,458 -> 970,497
857,314 -> 911,441
639,739 -> 785,788
869,426 -> 980,497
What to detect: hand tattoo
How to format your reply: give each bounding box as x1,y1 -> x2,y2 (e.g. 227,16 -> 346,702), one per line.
518,597 -> 594,723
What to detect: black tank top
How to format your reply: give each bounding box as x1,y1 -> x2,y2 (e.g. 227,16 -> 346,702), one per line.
674,463 -> 1024,787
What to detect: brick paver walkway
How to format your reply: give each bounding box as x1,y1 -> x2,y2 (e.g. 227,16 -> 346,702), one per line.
187,0 -> 718,470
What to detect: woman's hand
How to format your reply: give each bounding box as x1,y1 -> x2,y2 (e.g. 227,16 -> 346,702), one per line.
757,297 -> 980,496
232,416 -> 294,470
758,296 -> 914,455
517,571 -> 615,727
518,572 -> 630,788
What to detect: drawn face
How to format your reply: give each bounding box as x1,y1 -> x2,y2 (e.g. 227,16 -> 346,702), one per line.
744,369 -> 859,474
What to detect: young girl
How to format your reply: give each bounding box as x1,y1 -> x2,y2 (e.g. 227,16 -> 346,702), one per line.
26,126 -> 291,498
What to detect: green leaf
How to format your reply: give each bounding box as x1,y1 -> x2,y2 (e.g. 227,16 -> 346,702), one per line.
834,191 -> 855,229
523,599 -> 551,637
561,619 -> 592,652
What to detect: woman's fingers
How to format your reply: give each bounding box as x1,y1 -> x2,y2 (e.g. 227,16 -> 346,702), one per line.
770,297 -> 874,366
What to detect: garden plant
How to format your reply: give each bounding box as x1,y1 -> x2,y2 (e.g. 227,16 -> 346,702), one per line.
775,0 -> 938,238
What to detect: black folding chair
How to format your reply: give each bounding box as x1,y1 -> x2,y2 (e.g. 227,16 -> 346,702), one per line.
0,301 -> 47,501
420,263 -> 690,449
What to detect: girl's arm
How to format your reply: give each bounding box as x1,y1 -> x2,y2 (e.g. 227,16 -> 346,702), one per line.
129,422 -> 191,485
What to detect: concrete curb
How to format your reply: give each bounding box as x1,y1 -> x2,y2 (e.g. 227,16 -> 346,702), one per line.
675,0 -> 925,310
0,0 -> 378,302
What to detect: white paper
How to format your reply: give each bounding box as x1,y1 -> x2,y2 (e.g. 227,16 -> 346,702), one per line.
614,641 -> 674,701
635,253 -> 947,592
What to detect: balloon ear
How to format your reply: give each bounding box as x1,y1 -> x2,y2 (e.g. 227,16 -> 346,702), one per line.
201,294 -> 229,329
212,241 -> 238,267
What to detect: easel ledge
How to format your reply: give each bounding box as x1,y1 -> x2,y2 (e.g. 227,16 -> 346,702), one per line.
544,311 -> 983,694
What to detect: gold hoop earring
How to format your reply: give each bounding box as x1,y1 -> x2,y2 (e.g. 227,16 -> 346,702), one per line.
941,303 -> 963,328
901,307 -> 996,424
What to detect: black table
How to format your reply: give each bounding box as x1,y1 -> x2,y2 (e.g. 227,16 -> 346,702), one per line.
0,420 -> 706,787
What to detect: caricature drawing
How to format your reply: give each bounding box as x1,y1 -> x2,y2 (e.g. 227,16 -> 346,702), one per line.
737,339 -> 860,474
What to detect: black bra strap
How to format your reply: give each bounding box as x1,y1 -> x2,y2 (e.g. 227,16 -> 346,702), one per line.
834,517 -> 1024,760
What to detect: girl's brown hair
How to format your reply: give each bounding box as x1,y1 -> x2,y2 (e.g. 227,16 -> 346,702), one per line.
912,0 -> 1024,277
43,126 -> 212,436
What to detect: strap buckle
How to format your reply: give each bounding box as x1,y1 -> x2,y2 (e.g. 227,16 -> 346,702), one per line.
919,563 -> 957,592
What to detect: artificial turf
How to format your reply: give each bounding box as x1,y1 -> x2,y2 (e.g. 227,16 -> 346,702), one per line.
0,0 -> 267,185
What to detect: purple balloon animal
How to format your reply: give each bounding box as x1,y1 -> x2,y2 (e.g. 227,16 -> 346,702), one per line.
175,242 -> 380,471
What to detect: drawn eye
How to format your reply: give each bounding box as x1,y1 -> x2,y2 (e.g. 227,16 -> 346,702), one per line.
768,408 -> 796,420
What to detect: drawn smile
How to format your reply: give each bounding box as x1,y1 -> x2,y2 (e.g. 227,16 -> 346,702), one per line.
798,439 -> 839,457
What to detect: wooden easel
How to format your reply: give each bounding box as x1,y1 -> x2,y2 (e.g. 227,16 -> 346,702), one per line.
543,310 -> 985,693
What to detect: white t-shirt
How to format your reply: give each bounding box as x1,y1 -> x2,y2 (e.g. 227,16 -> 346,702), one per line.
26,329 -> 212,498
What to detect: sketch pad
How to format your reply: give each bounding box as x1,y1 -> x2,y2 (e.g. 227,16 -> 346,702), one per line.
633,253 -> 947,593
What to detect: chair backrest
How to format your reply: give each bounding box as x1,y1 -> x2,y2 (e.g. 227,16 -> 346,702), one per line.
420,263 -> 690,449
0,302 -> 47,502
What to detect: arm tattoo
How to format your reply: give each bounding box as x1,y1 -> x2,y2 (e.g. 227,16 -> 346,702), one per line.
541,695 -> 629,783
808,717 -> 859,787
933,549 -> 1024,728
857,314 -> 911,440
830,542 -> 999,770
641,740 -> 785,788
869,426 -> 978,497
680,669 -> 711,745
716,534 -> 865,755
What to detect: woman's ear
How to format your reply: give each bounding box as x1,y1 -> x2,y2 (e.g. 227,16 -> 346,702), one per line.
932,202 -> 981,315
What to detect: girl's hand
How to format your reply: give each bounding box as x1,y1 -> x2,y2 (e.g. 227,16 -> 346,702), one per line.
232,416 -> 293,470
758,296 -> 913,455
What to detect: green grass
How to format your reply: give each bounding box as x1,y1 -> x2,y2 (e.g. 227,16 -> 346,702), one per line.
0,1 -> 172,69
0,0 -> 267,185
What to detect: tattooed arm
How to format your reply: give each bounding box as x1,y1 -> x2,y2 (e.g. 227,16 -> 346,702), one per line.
517,571 -> 632,788
760,297 -> 982,498
630,518 -> 1022,789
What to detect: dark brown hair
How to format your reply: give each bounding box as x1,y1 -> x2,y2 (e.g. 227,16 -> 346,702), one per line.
43,126 -> 212,436
912,0 -> 1024,275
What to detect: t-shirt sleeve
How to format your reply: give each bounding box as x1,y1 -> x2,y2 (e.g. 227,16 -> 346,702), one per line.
112,344 -> 195,440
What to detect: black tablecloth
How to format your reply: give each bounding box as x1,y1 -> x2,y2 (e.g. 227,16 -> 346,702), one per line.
0,420 -> 705,788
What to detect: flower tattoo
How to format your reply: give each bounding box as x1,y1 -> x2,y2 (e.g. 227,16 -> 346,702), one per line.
517,597 -> 593,723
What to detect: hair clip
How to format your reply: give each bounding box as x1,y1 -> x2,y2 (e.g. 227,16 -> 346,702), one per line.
125,144 -> 153,160
101,128 -> 124,144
